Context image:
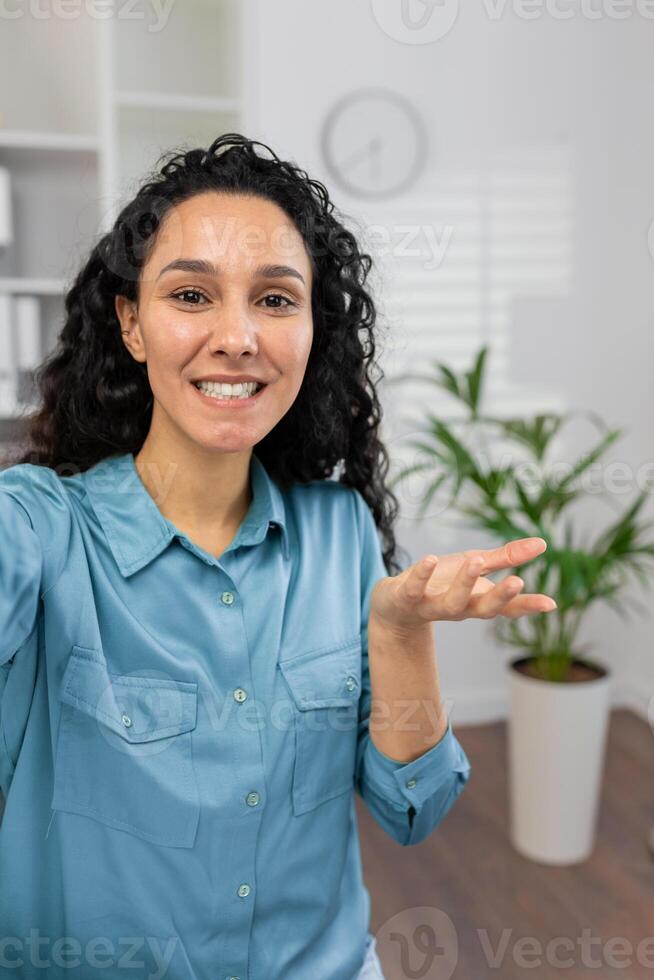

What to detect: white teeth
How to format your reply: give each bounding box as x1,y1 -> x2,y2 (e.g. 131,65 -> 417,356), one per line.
194,380 -> 261,400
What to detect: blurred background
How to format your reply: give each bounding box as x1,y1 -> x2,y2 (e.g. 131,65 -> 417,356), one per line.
1,1 -> 653,977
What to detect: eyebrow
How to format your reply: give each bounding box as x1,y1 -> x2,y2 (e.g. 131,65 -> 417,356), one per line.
156,258 -> 306,286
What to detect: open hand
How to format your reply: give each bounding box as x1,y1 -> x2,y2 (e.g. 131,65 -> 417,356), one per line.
370,537 -> 557,633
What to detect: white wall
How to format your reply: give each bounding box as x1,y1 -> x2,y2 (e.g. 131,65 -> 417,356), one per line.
246,0 -> 654,726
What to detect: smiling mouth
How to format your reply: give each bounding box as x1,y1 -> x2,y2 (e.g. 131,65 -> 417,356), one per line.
191,380 -> 267,404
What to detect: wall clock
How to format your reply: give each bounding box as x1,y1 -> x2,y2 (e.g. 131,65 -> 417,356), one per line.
320,87 -> 428,200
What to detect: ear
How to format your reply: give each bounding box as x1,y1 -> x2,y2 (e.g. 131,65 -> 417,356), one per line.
115,294 -> 146,364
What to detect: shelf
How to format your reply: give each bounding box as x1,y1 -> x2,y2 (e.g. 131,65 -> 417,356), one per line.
0,278 -> 66,296
0,131 -> 99,153
115,92 -> 240,114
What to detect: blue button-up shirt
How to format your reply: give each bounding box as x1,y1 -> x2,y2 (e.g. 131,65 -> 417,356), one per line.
0,450 -> 471,980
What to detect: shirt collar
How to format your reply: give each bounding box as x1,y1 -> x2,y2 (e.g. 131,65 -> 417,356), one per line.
82,450 -> 289,577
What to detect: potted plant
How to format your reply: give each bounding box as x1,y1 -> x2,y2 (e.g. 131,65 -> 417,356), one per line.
387,346 -> 654,864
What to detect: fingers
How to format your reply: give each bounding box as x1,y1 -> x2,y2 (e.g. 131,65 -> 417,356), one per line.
469,536 -> 548,574
401,552 -> 557,623
467,574 -> 525,619
436,555 -> 486,620
402,554 -> 439,602
468,578 -> 557,619
496,592 -> 558,618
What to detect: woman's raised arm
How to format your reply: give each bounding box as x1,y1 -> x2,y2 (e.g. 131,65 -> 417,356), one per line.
0,463 -> 70,667
0,489 -> 44,666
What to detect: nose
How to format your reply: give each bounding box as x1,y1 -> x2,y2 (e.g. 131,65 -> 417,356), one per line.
205,301 -> 259,359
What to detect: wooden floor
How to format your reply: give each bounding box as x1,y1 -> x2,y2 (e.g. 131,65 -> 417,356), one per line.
357,709 -> 654,980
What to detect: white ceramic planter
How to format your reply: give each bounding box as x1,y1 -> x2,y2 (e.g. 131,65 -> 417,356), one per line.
507,656 -> 611,865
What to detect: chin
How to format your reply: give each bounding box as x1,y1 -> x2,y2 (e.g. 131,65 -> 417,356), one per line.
184,427 -> 263,456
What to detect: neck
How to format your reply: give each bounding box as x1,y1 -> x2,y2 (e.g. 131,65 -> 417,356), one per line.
133,428 -> 253,536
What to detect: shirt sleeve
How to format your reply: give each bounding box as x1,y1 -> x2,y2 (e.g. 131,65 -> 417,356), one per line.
0,462 -> 70,668
0,487 -> 44,667
351,488 -> 472,846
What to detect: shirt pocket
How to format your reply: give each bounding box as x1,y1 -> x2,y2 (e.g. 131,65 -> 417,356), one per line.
278,635 -> 362,816
51,645 -> 200,848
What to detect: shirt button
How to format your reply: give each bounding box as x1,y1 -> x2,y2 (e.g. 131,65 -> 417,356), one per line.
246,791 -> 260,807
406,777 -> 417,789
221,591 -> 235,605
345,675 -> 357,691
121,714 -> 132,728
237,883 -> 251,898
233,688 -> 248,703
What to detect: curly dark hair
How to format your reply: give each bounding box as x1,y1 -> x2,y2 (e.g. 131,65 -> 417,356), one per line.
7,132 -> 408,575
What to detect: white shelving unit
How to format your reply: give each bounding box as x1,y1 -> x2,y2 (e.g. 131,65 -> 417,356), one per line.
0,0 -> 251,425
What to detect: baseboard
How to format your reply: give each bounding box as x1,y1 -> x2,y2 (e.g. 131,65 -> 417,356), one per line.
611,683 -> 652,724
446,689 -> 509,726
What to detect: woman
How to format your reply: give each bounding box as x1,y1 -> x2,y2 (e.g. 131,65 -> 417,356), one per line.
0,133 -> 556,979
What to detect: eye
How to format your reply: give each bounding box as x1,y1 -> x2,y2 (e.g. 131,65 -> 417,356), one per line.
260,292 -> 297,311
169,288 -> 209,306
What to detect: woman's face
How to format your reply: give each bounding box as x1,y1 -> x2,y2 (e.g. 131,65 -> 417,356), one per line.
115,191 -> 314,455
